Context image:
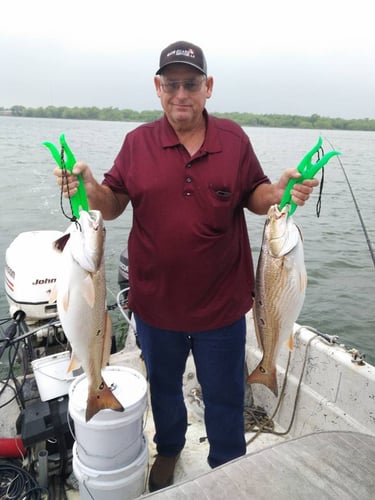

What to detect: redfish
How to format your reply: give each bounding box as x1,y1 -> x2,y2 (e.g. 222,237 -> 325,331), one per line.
50,210 -> 124,421
247,204 -> 307,396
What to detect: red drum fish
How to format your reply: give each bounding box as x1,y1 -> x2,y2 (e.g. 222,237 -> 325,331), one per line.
50,210 -> 124,421
247,204 -> 307,396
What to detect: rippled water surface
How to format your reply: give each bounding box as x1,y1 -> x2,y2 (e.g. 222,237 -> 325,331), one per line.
1,117 -> 374,364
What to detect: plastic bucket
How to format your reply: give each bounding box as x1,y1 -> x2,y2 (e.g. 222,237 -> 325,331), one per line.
73,435 -> 148,500
32,351 -> 77,401
69,365 -> 148,470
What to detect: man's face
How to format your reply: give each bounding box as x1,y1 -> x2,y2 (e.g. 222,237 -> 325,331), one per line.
154,64 -> 213,131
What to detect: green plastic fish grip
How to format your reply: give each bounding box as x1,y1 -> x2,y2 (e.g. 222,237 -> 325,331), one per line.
279,136 -> 340,216
43,134 -> 88,219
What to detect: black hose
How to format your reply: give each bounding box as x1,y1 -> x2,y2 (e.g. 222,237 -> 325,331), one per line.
0,460 -> 49,499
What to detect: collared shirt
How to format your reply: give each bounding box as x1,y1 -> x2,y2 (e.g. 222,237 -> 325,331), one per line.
103,110 -> 270,331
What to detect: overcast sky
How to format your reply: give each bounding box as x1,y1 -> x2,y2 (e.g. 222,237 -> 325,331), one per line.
1,0 -> 374,119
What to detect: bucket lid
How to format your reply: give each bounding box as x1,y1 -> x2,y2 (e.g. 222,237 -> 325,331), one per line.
69,366 -> 147,423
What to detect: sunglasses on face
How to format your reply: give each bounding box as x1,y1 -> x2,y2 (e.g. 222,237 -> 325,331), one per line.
160,77 -> 206,94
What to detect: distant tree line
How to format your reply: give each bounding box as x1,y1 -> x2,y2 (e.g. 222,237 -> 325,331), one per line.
3,105 -> 163,123
2,105 -> 375,131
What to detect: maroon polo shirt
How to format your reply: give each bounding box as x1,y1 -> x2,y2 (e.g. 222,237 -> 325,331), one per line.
103,110 -> 270,331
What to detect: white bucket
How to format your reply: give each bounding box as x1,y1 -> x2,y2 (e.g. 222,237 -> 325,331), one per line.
69,365 -> 148,470
32,351 -> 77,401
73,435 -> 148,500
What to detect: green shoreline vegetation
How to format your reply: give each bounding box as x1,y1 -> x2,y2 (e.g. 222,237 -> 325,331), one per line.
1,105 -> 375,131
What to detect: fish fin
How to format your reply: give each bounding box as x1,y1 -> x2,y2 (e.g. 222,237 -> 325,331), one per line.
247,362 -> 278,397
67,352 -> 81,373
296,224 -> 304,242
300,270 -> 308,292
82,274 -> 95,308
49,285 -> 57,304
101,312 -> 113,368
61,289 -> 70,312
252,302 -> 264,350
53,233 -> 71,253
287,333 -> 294,351
85,378 -> 124,422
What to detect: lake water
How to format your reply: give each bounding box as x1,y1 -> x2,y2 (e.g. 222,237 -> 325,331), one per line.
1,116 -> 374,364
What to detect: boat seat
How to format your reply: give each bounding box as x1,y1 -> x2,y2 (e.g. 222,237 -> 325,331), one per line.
143,431 -> 375,499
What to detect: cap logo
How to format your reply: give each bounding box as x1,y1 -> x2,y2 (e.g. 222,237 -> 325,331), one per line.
167,48 -> 196,60
156,42 -> 206,75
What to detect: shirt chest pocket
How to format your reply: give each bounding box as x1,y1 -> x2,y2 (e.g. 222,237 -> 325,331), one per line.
198,185 -> 236,235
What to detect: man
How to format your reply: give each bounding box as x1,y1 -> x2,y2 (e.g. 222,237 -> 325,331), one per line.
55,41 -> 317,491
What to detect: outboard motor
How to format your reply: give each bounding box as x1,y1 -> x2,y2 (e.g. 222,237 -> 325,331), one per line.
4,230 -> 63,324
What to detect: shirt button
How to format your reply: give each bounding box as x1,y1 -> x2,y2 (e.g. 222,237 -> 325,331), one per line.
184,191 -> 192,196
186,163 -> 192,168
186,177 -> 192,183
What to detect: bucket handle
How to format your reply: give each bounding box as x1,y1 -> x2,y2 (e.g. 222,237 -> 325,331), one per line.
34,367 -> 73,382
77,427 -> 145,461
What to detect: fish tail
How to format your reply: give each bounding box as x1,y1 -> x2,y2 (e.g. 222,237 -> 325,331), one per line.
85,379 -> 124,422
247,363 -> 278,397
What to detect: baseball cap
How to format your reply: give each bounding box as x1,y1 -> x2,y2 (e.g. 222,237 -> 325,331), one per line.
156,41 -> 207,75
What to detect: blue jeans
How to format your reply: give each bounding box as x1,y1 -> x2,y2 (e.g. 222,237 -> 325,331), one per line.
135,314 -> 247,468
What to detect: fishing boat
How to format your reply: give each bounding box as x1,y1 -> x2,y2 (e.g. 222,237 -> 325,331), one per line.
1,231 -> 374,499
114,300 -> 375,499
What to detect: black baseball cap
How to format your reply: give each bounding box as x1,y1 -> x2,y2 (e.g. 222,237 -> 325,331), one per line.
156,41 -> 207,75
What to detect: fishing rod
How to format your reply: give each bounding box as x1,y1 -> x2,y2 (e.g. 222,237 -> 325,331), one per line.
324,136 -> 375,269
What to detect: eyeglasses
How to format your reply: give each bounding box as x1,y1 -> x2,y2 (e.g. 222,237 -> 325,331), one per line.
160,77 -> 205,94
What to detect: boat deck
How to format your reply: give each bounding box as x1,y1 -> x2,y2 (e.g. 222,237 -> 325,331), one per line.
65,317 -> 375,499
143,431 -> 375,499
66,335 -> 290,499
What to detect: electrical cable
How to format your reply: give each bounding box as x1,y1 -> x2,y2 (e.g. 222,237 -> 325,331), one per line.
1,316 -> 73,499
0,460 -> 49,499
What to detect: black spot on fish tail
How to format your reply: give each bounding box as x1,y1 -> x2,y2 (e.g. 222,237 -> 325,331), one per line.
247,363 -> 278,397
86,381 -> 124,422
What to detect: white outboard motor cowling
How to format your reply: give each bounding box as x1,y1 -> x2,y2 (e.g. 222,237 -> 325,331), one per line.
5,230 -> 63,324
